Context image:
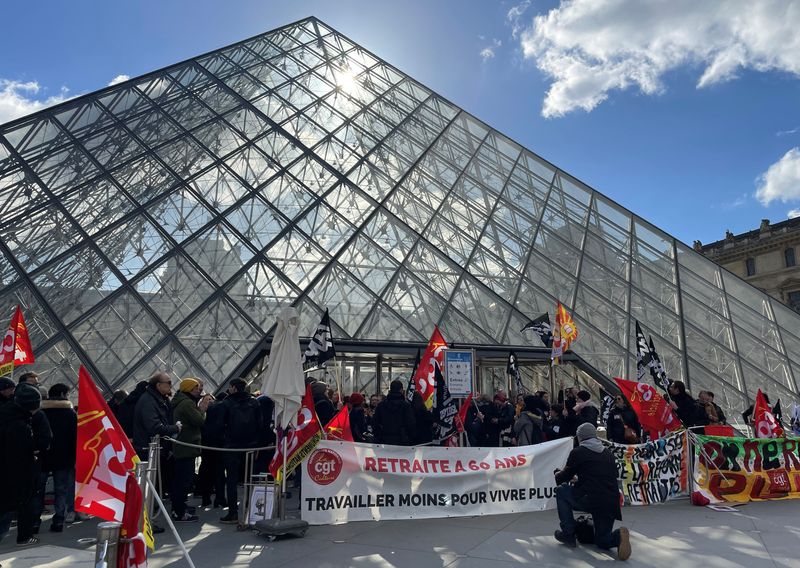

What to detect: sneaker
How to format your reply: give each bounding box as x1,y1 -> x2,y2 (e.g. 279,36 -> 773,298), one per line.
219,513 -> 238,524
16,537 -> 39,547
617,527 -> 631,561
554,529 -> 577,548
173,513 -> 199,523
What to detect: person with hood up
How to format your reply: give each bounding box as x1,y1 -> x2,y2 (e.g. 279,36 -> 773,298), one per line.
574,390 -> 599,428
373,380 -> 416,446
311,381 -> 335,427
554,423 -> 631,560
170,378 -> 210,522
513,394 -> 545,446
0,384 -> 42,546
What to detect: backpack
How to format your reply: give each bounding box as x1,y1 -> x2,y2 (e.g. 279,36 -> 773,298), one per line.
225,395 -> 262,447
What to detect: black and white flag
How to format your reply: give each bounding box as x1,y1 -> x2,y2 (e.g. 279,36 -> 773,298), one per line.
406,349 -> 421,403
522,313 -> 553,348
507,350 -> 526,394
648,336 -> 672,398
600,390 -> 615,428
635,321 -> 654,381
433,361 -> 458,443
302,308 -> 336,366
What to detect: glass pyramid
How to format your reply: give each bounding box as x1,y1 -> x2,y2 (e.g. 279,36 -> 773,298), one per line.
1,17 -> 798,420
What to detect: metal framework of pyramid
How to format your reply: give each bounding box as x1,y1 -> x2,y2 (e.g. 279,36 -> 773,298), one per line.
1,17 -> 798,419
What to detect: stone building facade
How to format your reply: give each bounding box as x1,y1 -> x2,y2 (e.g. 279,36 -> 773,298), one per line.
696,217 -> 800,312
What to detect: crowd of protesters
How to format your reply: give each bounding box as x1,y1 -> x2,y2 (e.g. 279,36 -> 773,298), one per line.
2,362 -> 795,552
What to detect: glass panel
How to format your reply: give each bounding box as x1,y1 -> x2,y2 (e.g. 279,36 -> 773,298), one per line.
183,224 -> 254,285
382,267 -> 446,335
295,202 -> 355,256
62,178 -> 137,236
71,291 -> 165,385
579,255 -> 628,310
574,283 -> 627,345
0,166 -> 51,226
258,174 -> 315,222
111,155 -> 178,205
226,261 -> 299,331
135,252 -> 215,329
28,144 -> 100,195
630,290 -> 682,349
178,296 -> 259,381
449,276 -> 510,341
0,208 -> 82,273
32,245 -> 120,325
96,214 -> 170,280
189,164 -> 250,211
308,263 -> 377,336
265,229 -> 330,289
358,302 -> 425,342
526,250 -> 577,302
687,359 -> 746,417
362,209 -> 419,263
224,194 -> 286,252
406,241 -> 460,300
32,338 -> 84,396
570,315 -> 625,379
147,187 -> 215,243
684,321 -> 741,389
338,234 -> 399,296
127,340 -> 208,391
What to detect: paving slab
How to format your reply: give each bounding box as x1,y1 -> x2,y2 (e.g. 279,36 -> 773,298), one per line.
1,498 -> 796,567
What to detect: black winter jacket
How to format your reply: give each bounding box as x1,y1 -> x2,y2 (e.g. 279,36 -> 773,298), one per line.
373,392 -> 416,446
411,405 -> 434,445
349,407 -> 369,443
133,386 -> 179,452
117,382 -> 148,438
202,400 -> 227,447
606,407 -> 641,444
41,400 -> 77,471
0,402 -> 36,512
555,445 -> 622,520
222,391 -> 263,449
313,394 -> 335,428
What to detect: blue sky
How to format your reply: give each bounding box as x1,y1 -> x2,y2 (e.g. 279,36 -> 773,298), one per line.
2,0 -> 800,247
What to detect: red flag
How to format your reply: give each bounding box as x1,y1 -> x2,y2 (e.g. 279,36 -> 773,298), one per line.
614,378 -> 680,439
0,305 -> 35,375
455,392 -> 474,434
412,326 -> 447,409
325,406 -> 354,442
118,473 -> 147,568
551,302 -> 578,364
754,389 -> 784,438
269,384 -> 323,483
75,365 -> 138,522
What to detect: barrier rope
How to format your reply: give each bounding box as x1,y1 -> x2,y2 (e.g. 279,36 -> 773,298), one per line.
163,437 -> 276,453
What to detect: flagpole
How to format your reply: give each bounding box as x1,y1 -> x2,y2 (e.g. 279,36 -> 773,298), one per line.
279,400 -> 289,521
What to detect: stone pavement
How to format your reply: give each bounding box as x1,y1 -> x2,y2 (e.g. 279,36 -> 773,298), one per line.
1,498 -> 796,567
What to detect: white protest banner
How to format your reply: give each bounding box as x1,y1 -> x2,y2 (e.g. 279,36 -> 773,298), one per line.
604,430 -> 688,505
301,438 -> 572,525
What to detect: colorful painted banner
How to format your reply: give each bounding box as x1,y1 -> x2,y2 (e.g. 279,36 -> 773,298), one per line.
301,438 -> 572,524
693,435 -> 800,503
604,430 -> 688,505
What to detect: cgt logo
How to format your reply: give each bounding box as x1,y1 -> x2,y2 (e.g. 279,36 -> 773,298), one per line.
307,448 -> 343,485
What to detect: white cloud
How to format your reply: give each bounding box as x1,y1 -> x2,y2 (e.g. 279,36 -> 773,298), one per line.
518,0 -> 800,117
717,192 -> 749,210
778,126 -> 800,137
480,39 -> 502,62
507,1 -> 532,39
0,80 -> 71,125
788,208 -> 800,218
755,147 -> 800,206
108,74 -> 130,86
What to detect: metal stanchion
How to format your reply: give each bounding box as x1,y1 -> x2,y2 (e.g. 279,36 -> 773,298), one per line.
95,521 -> 121,567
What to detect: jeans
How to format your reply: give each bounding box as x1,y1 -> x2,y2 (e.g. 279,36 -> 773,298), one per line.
222,453 -> 242,514
171,458 -> 195,518
38,469 -> 75,525
555,483 -> 621,549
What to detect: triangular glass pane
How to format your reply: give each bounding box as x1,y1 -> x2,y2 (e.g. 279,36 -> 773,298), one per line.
258,174 -> 315,221
183,224 -> 254,286
33,338 -> 84,394
358,302 -> 424,342
147,187 -> 215,243
449,275 -> 510,342
363,209 -> 419,263
382,267 -> 446,336
439,304 -> 495,345
227,261 -> 299,331
71,291 -> 165,385
62,177 -> 137,237
338,234 -> 400,296
308,263 -> 378,336
189,164 -> 251,211
295,202 -> 355,256
177,296 -> 259,380
224,195 -> 286,252
32,245 -> 120,326
96,214 -> 170,280
406,241 -> 460,300
265,229 -> 330,290
126,340 -> 208,391
135,251 -> 216,329
1,208 -> 82,274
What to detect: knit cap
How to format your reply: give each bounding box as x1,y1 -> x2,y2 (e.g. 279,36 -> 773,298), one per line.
14,383 -> 42,412
179,378 -> 200,393
576,422 -> 597,442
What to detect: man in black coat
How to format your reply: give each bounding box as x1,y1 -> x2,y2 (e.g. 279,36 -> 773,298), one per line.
373,380 -> 416,446
311,381 -> 335,427
133,373 -> 181,458
554,423 -> 631,561
219,379 -> 263,523
39,383 -> 78,532
199,393 -> 227,508
118,381 -> 148,438
18,372 -> 52,535
0,384 -> 42,546
484,392 -> 514,447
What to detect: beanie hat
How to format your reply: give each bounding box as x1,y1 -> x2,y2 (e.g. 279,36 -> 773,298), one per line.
15,383 -> 42,412
311,381 -> 328,396
349,392 -> 365,406
0,377 -> 15,391
179,378 -> 200,393
576,422 -> 597,442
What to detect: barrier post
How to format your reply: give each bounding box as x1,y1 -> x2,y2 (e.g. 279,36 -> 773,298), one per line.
95,521 -> 121,567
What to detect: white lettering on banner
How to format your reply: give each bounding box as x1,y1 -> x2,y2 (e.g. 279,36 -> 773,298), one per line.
604,430 -> 689,506
301,438 -> 572,524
